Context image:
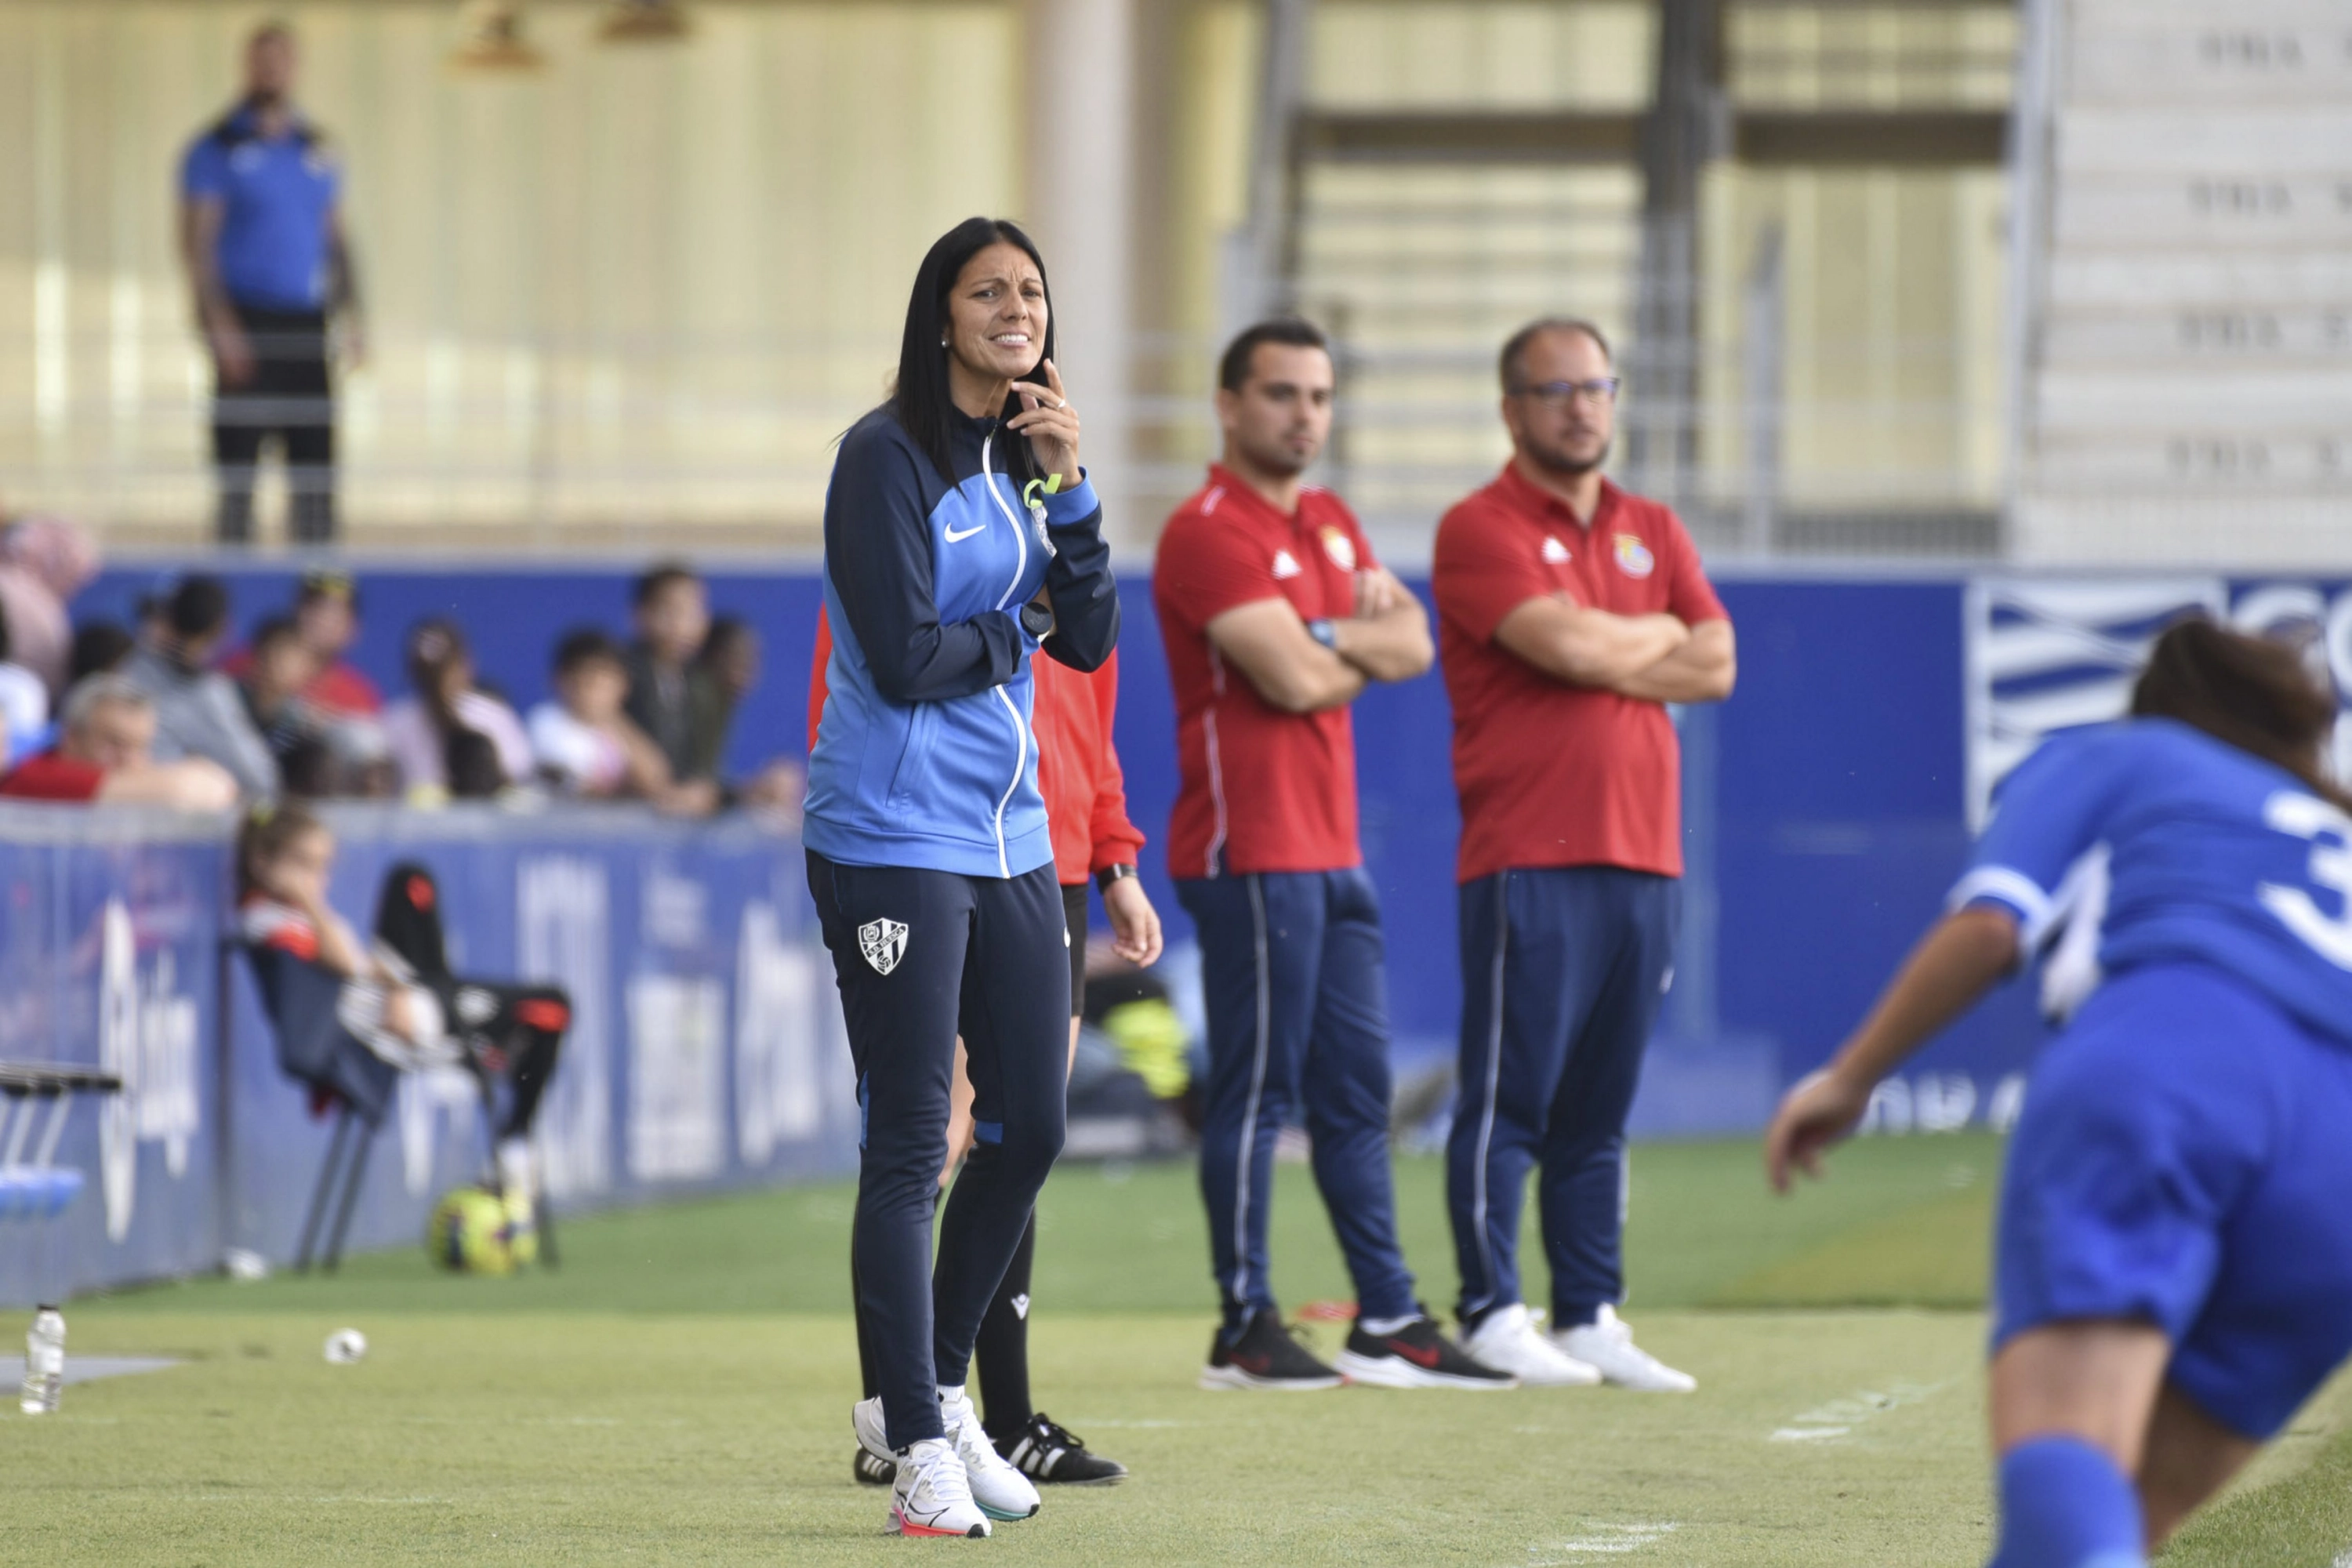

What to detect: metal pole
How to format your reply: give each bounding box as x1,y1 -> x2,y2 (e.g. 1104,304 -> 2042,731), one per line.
1025,0 -> 1138,550
1742,225 -> 1784,557
1225,0 -> 1312,336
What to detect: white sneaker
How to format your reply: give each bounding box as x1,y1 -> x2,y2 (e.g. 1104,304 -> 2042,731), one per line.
852,1394 -> 894,1465
889,1436 -> 991,1538
1461,1304 -> 1602,1387
1551,1305 -> 1697,1392
855,1391 -> 1039,1520
940,1385 -> 1040,1522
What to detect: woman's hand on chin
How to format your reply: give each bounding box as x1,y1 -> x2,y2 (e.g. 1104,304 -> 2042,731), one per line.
1007,358 -> 1082,490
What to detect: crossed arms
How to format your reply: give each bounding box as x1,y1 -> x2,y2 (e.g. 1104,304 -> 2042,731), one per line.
1493,595 -> 1736,702
1204,567 -> 1435,713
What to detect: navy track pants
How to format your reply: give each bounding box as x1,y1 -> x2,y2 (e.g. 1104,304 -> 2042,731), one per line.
1178,868 -> 1417,1338
808,851 -> 1069,1450
1446,866 -> 1679,1327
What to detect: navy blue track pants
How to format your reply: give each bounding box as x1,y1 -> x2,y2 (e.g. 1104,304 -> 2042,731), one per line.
1178,868 -> 1417,1338
1446,866 -> 1679,1327
808,851 -> 1069,1450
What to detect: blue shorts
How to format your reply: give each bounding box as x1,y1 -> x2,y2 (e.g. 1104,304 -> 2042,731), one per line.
1994,963 -> 2352,1439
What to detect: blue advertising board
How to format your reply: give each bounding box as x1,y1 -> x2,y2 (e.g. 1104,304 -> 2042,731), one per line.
0,804 -> 856,1306
26,558 -> 2343,1299
0,809 -> 225,1307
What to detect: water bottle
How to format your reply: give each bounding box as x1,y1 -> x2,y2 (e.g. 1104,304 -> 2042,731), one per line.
20,1305 -> 63,1415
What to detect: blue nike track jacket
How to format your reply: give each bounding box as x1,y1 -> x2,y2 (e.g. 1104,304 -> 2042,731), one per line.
804,405 -> 1120,879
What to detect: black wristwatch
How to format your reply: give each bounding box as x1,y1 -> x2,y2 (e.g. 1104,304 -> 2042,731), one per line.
1095,862 -> 1138,893
1019,601 -> 1055,640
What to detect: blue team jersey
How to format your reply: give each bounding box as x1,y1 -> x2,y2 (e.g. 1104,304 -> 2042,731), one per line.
1954,718 -> 2352,1051
180,108 -> 341,310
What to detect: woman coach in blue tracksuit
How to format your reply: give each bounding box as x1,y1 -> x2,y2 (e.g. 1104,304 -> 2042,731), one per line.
804,216 -> 1118,1538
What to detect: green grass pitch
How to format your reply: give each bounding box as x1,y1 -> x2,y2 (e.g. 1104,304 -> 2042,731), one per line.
13,1136 -> 2352,1564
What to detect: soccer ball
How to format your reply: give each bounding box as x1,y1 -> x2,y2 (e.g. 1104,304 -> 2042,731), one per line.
426,1186 -> 517,1275
324,1327 -> 368,1364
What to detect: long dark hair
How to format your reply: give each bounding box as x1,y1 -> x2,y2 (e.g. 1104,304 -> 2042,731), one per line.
405,616 -> 510,793
405,617 -> 473,734
2132,616 -> 2348,808
888,216 -> 1056,487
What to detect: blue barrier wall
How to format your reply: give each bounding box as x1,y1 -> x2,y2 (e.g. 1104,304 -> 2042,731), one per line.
0,804 -> 855,1308
21,564 -> 2352,1298
0,810 -> 227,1305
78,562 -> 2059,1102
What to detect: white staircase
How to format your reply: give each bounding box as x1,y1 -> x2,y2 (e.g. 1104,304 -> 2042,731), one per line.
2010,0 -> 2352,564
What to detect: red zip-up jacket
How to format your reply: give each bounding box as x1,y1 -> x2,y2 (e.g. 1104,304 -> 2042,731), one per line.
808,608 -> 1144,886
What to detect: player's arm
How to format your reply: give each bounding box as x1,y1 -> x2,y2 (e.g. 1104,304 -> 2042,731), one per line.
1611,617 -> 1736,704
1330,566 -> 1434,684
95,757 -> 238,812
1205,598 -> 1368,714
1763,906 -> 2020,1192
1767,729 -> 2132,1193
177,193 -> 252,385
325,205 -> 365,363
1493,594 -> 1690,690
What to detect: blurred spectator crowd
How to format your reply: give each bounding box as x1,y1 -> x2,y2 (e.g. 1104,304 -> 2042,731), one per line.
0,521 -> 800,819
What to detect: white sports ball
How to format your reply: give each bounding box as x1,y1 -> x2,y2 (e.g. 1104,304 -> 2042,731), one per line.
324,1328 -> 368,1365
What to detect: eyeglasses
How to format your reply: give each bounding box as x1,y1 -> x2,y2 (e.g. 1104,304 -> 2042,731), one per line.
1509,377 -> 1621,406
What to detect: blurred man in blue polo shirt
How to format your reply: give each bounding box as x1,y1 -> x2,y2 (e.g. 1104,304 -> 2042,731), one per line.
177,22 -> 363,546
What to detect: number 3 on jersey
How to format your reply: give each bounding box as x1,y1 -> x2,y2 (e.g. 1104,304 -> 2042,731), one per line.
2261,791 -> 2352,970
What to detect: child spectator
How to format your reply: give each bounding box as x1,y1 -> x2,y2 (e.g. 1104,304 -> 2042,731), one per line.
531,629 -> 633,797
238,615 -> 336,797
226,567 -> 381,719
622,561 -> 723,814
289,568 -> 381,717
531,627 -> 711,811
381,618 -> 532,800
0,677 -> 236,808
122,575 -> 278,798
236,803 -> 570,1244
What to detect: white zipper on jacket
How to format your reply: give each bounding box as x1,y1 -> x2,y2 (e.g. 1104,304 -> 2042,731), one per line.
980,432 -> 1032,877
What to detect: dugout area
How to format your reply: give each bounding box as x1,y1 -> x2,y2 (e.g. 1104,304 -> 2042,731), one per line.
15,1134 -> 2352,1566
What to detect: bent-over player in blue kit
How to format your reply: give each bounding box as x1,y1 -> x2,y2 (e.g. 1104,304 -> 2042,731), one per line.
1766,619 -> 2352,1568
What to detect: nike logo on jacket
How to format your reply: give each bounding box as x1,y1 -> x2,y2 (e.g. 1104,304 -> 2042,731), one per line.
804,405 -> 1120,879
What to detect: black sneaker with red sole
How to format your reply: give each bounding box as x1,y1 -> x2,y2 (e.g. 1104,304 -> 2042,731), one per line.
1336,1311 -> 1519,1389
1198,1308 -> 1345,1391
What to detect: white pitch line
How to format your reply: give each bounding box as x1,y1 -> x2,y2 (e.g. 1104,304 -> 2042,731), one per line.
1523,1522 -> 1681,1564
1767,1379 -> 1951,1445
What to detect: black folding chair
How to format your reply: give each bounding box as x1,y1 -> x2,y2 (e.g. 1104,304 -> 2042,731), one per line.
240,940 -> 562,1274
238,940 -> 398,1275
291,1093 -> 376,1275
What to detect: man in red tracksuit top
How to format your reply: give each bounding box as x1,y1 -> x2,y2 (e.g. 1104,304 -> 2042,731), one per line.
1156,318 -> 1511,1394
810,608 -> 1162,1485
